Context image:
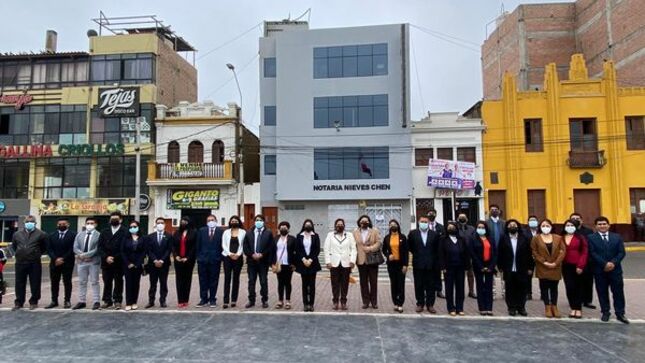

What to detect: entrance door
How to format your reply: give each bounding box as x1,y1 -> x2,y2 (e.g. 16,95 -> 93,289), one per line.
456,198 -> 479,226
442,198 -> 453,223
487,190 -> 507,219
244,204 -> 255,230
181,209 -> 211,230
262,207 -> 278,233
573,189 -> 601,225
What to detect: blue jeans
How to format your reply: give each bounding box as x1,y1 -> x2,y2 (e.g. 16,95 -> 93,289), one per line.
198,260 -> 221,304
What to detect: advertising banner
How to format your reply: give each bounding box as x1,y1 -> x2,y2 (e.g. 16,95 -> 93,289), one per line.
427,159 -> 476,190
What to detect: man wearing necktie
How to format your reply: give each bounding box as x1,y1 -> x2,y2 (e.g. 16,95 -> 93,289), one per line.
243,214 -> 275,308
195,214 -> 223,307
72,217 -> 101,310
145,217 -> 174,308
587,216 -> 629,324
46,217 -> 77,309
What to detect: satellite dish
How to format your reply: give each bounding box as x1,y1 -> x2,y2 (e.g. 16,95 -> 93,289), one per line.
87,29 -> 98,37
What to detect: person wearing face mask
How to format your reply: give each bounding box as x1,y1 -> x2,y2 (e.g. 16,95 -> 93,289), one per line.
530,219 -> 565,318
498,219 -> 534,316
352,215 -> 382,309
173,216 -> 197,308
121,221 -> 146,311
522,215 -> 540,300
98,211 -> 128,310
72,217 -> 101,310
9,215 -> 48,311
408,216 -> 440,313
456,212 -> 476,299
45,217 -> 77,309
469,221 -> 496,315
271,221 -> 296,309
427,209 -> 445,299
243,214 -> 275,309
486,205 -> 505,299
561,219 -> 588,319
438,221 -> 471,316
383,219 -> 409,313
221,216 -> 245,309
144,217 -> 174,309
196,214 -> 224,307
295,219 -> 321,312
324,218 -> 357,310
570,212 -> 596,310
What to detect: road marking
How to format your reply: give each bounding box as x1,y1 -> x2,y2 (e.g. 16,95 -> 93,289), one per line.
626,246 -> 645,252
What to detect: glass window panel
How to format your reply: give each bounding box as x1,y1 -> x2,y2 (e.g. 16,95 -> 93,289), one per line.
342,96 -> 357,107
90,133 -> 104,144
75,62 -> 88,82
313,58 -> 327,78
43,134 -> 58,144
313,47 -> 327,58
32,64 -> 46,85
77,187 -> 90,198
105,60 -> 121,81
373,43 -> 388,55
263,58 -> 276,77
264,106 -> 276,126
342,107 -> 357,127
1,65 -> 17,87
328,58 -> 342,78
105,133 -> 120,144
314,97 -> 328,108
373,94 -> 388,105
373,55 -> 388,75
358,95 -> 372,106
328,108 -> 343,128
342,57 -> 357,77
45,188 -> 62,199
59,134 -> 73,144
46,63 -> 60,83
17,64 -> 31,86
264,155 -> 276,175
314,108 -> 328,128
358,106 -> 373,127
373,105 -> 388,126
357,45 -> 373,56
356,56 -> 372,76
105,118 -> 120,131
342,46 -> 357,56
328,47 -> 342,57
12,114 -> 30,134
328,97 -> 343,108
30,114 -> 45,134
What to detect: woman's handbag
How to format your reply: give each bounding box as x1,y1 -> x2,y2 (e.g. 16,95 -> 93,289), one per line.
272,244 -> 286,274
366,249 -> 385,265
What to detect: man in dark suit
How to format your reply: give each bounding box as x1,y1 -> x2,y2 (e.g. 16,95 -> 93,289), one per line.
498,219 -> 534,316
427,209 -> 444,297
408,216 -> 440,313
45,217 -> 77,309
196,214 -> 223,307
570,212 -> 597,310
145,217 -> 173,308
243,214 -> 275,308
587,216 -> 628,324
522,215 -> 540,300
10,215 -> 48,310
457,212 -> 476,298
98,211 -> 128,309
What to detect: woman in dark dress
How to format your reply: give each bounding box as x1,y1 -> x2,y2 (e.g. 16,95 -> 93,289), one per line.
122,220 -> 146,311
438,221 -> 471,316
294,219 -> 321,312
172,216 -> 197,308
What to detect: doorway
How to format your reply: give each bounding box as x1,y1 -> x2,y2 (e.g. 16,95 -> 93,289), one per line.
181,209 -> 211,230
573,189 -> 601,225
244,204 -> 255,230
262,207 -> 278,232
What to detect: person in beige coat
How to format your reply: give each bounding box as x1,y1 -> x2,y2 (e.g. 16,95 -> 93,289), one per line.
352,215 -> 382,309
324,218 -> 357,310
531,219 -> 565,318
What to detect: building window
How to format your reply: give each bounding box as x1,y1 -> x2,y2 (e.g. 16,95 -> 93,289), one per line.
437,147 -> 453,161
167,141 -> 180,163
264,155 -> 276,175
90,104 -> 154,144
314,94 -> 388,128
263,57 -> 276,78
569,118 -> 597,151
188,141 -> 204,163
314,147 -> 389,180
0,160 -> 29,198
527,189 -> 546,220
524,118 -> 543,152
264,106 -> 276,126
456,147 -> 476,163
414,148 -> 433,166
96,156 -> 149,197
626,116 -> 645,150
0,59 -> 88,90
313,43 -> 388,79
34,158 -> 90,199
90,53 -> 155,85
212,140 -> 225,163
0,105 -> 86,145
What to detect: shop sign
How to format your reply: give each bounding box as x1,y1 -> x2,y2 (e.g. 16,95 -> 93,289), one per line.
39,199 -> 130,216
0,92 -> 33,110
0,201 -> 5,214
138,194 -> 151,211
313,183 -> 391,191
167,189 -> 219,210
98,87 -> 140,117
170,163 -> 205,178
427,159 -> 476,190
58,143 -> 125,157
0,144 -> 53,159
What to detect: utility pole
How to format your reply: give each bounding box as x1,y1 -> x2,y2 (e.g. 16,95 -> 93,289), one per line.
134,116 -> 141,222
227,64 -> 244,220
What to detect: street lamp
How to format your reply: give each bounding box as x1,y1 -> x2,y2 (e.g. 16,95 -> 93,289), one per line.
226,63 -> 244,220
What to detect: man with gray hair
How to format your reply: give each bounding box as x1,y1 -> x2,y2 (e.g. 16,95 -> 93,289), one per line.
72,217 -> 102,310
9,215 -> 48,311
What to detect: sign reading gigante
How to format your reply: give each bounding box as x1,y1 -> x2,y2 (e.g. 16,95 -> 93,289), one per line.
167,189 -> 220,210
0,144 -> 125,159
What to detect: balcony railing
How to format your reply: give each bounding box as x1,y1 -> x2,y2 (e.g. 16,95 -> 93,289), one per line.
567,150 -> 606,168
154,161 -> 232,180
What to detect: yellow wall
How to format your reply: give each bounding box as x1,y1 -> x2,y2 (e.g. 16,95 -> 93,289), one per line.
89,33 -> 159,55
482,55 -> 645,224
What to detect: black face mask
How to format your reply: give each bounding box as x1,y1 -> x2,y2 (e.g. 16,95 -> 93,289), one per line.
491,211 -> 500,217
57,225 -> 68,232
428,215 -> 436,221
304,225 -> 313,232
110,219 -> 120,227
229,223 -> 239,229
507,227 -> 519,235
447,229 -> 458,236
389,226 -> 399,233
279,229 -> 288,236
360,222 -> 369,228
458,218 -> 467,224
572,220 -> 581,228
335,226 -> 344,233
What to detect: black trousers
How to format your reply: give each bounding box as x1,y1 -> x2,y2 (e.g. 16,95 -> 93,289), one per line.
222,257 -> 242,304
474,270 -> 494,311
330,266 -> 351,304
247,262 -> 269,304
174,260 -> 195,304
14,262 -> 42,306
539,279 -> 559,305
101,263 -> 124,304
505,272 -> 529,312
413,267 -> 435,307
357,264 -> 379,306
301,273 -> 317,306
148,264 -> 169,304
387,262 -> 406,307
444,266 -> 465,313
198,260 -> 221,304
594,270 -> 625,315
581,261 -> 594,304
432,268 -> 443,294
124,266 -> 142,305
562,263 -> 584,310
50,260 -> 74,303
276,265 -> 293,301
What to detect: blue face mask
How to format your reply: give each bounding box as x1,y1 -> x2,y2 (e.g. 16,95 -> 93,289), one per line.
129,227 -> 139,234
255,221 -> 264,229
418,222 -> 429,231
25,222 -> 36,231
528,220 -> 539,228
476,228 -> 486,236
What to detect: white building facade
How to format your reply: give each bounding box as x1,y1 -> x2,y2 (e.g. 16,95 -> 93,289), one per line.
259,21 -> 412,235
411,109 -> 485,226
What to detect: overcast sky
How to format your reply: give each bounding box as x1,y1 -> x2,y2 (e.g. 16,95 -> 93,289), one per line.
1,0 -> 567,128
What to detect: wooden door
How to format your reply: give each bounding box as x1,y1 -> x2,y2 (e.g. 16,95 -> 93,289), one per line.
262,207 -> 278,233
574,189 -> 601,225
244,204 -> 255,230
527,190 -> 546,220
487,190 -> 507,218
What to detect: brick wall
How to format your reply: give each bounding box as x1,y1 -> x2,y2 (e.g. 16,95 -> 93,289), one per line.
156,38 -> 198,106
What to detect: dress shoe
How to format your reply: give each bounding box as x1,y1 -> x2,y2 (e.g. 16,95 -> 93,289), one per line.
397,307 -> 403,313
231,302 -> 237,308
449,311 -> 457,316
437,292 -> 445,299
341,304 -> 348,310
114,303 -> 122,310
245,302 -> 255,309
310,306 -> 315,312
372,304 -> 378,309
545,305 -> 553,318
145,302 -> 155,309
100,302 -> 113,309
125,306 -> 132,311
209,302 -> 216,308
223,304 -> 229,309
415,306 -> 424,313
458,312 -> 465,316
197,301 -> 208,308
427,306 -> 437,314
551,305 -> 561,318
64,301 -> 72,309
518,309 -> 528,317
583,303 -> 596,310
72,302 -> 86,310
262,302 -> 269,309
45,302 -> 59,309
508,310 -> 517,316
333,303 -> 339,311
160,302 -> 168,308
11,305 -> 23,311
92,302 -> 101,310
361,304 -> 369,309
616,315 -> 630,324
29,304 -> 38,310
132,304 -> 139,310
468,292 -> 477,299
601,313 -> 610,322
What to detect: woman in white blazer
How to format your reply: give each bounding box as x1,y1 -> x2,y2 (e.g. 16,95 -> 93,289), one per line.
221,216 -> 246,308
324,218 -> 357,311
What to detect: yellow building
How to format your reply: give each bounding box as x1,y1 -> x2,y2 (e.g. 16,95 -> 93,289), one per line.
482,54 -> 645,239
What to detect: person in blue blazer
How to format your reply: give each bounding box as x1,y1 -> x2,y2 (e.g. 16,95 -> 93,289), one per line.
195,214 -> 224,307
145,217 -> 174,308
587,216 -> 628,324
46,217 -> 77,309
243,214 -> 275,309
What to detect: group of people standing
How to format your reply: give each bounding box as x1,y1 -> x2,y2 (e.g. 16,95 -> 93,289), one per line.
2,207 -> 629,324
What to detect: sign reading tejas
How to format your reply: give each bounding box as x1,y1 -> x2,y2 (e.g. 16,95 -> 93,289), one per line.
167,189 -> 220,210
98,87 -> 140,117
39,199 -> 130,216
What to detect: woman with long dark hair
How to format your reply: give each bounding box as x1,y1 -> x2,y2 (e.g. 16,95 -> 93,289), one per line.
295,219 -> 321,312
561,219 -> 588,318
438,221 -> 471,316
122,220 -> 145,311
531,219 -> 565,318
172,216 -> 197,308
271,221 -> 296,309
352,214 -> 382,309
469,220 -> 496,315
222,215 -> 246,309
382,219 -> 408,313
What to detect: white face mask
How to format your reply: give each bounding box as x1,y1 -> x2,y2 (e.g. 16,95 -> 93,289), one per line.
565,226 -> 576,235
541,226 -> 552,235
156,223 -> 165,232
85,224 -> 95,232
207,221 -> 217,229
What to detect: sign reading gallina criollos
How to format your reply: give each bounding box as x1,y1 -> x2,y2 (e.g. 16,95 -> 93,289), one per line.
98,87 -> 140,118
